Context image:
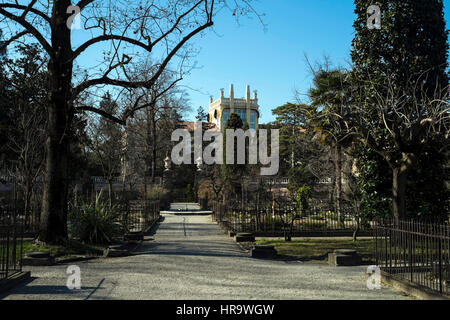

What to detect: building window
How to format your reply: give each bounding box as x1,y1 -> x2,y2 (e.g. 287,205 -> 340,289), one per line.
222,110 -> 229,127
250,111 -> 257,130
235,109 -> 246,122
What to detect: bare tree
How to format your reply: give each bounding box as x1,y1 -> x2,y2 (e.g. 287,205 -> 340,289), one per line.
86,92 -> 124,207
122,60 -> 190,185
4,44 -> 47,228
0,0 -> 261,243
353,71 -> 449,220
320,69 -> 449,221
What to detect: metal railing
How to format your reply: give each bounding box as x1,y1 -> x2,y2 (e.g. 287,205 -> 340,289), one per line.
0,175 -> 42,236
122,200 -> 160,235
0,205 -> 24,280
211,199 -> 372,237
374,219 -> 450,297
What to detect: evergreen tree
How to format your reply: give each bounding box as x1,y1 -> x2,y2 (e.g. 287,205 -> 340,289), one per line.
222,113 -> 246,202
350,0 -> 449,220
272,103 -> 310,172
195,106 -> 207,122
352,0 -> 448,93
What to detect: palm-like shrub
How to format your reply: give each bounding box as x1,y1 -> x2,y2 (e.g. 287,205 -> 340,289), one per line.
69,191 -> 124,244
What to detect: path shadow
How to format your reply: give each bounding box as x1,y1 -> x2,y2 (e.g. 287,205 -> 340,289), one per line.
144,216 -> 165,237
138,250 -> 250,259
1,277 -> 103,298
134,241 -> 249,259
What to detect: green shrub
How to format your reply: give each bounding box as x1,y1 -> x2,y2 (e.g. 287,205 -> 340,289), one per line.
69,191 -> 124,244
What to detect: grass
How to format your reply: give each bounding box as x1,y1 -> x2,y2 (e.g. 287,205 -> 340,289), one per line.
255,238 -> 376,261
20,240 -> 108,258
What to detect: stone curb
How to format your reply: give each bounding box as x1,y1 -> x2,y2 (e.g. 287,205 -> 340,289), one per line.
363,270 -> 450,300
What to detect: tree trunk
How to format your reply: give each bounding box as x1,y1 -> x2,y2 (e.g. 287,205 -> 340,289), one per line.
392,153 -> 417,222
352,216 -> 359,241
39,1 -> 73,244
147,108 -> 157,184
39,102 -> 71,244
24,179 -> 32,230
151,120 -> 157,184
291,123 -> 295,168
334,143 -> 343,227
392,166 -> 407,222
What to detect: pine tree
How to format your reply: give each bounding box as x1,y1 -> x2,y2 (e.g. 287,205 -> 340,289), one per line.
195,106 -> 207,122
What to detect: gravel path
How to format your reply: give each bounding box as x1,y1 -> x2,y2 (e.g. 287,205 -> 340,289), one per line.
3,215 -> 410,300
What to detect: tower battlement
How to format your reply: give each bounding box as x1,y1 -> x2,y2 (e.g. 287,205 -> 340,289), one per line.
208,84 -> 259,130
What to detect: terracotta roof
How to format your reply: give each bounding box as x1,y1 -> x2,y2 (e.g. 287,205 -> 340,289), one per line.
177,121 -> 218,131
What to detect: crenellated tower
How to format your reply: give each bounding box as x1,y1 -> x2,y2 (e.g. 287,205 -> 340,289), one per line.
208,84 -> 259,131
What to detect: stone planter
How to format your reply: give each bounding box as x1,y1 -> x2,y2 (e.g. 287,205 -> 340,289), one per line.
22,252 -> 55,266
103,244 -> 131,257
328,249 -> 362,266
235,233 -> 255,242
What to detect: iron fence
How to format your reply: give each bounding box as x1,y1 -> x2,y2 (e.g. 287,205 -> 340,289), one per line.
0,190 -> 41,236
211,199 -> 372,237
71,186 -> 162,236
0,204 -> 24,280
374,219 -> 450,297
122,200 -> 161,235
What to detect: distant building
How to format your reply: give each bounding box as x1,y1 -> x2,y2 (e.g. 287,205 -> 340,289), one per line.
208,84 -> 259,130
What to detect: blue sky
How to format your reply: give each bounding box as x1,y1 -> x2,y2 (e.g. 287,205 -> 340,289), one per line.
181,0 -> 450,124
4,1 -> 447,124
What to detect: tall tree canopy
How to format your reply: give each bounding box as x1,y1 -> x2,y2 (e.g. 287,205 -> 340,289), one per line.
351,0 -> 449,220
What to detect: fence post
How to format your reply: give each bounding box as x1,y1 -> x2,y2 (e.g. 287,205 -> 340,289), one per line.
409,221 -> 413,282
438,229 -> 443,295
374,220 -> 378,266
383,220 -> 387,270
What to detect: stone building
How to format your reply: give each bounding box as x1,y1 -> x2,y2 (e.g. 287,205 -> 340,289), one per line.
208,84 -> 259,130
